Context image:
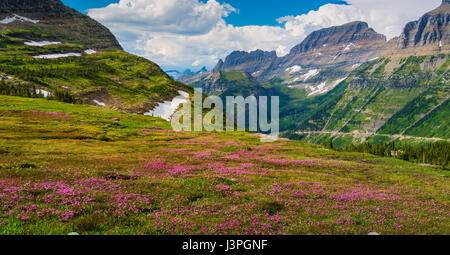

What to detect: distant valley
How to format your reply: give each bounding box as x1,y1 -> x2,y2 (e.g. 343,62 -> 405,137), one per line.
177,1 -> 449,147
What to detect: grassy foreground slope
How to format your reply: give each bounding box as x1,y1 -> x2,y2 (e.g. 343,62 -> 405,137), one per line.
0,95 -> 448,235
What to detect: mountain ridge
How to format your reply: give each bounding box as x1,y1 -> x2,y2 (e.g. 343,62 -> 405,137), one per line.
0,0 -> 191,115
0,0 -> 122,50
177,3 -> 449,146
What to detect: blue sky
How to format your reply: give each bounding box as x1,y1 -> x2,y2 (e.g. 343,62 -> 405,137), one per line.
215,0 -> 348,27
62,0 -> 347,27
62,0 -> 440,70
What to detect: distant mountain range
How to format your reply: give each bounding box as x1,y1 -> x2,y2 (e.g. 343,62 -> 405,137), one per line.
177,0 -> 449,146
166,67 -> 208,80
0,0 -> 448,147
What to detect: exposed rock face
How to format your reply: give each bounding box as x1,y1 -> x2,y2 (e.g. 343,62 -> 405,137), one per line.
279,21 -> 386,70
398,2 -> 449,48
178,21 -> 387,95
213,59 -> 224,73
178,4 -> 449,100
288,21 -> 386,55
197,72 -> 226,94
214,50 -> 277,74
208,21 -> 386,81
0,0 -> 122,50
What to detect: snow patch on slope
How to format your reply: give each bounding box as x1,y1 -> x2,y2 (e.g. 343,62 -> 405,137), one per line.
25,41 -> 61,47
93,100 -> 106,107
252,70 -> 261,77
343,43 -> 356,52
333,77 -> 347,86
308,82 -> 327,96
36,89 -> 52,98
307,77 -> 347,97
302,69 -> 320,81
34,53 -> 82,59
144,91 -> 189,121
84,49 -> 97,55
0,14 -> 39,24
0,75 -> 12,80
285,65 -> 302,74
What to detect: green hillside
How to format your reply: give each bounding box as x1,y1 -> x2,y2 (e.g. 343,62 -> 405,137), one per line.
279,55 -> 450,146
0,0 -> 122,50
0,28 -> 191,113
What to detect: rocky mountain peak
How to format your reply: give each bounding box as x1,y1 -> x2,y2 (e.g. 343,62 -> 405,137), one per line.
289,21 -> 386,55
213,49 -> 277,74
0,0 -> 72,17
213,59 -> 224,73
0,0 -> 122,50
397,2 -> 449,49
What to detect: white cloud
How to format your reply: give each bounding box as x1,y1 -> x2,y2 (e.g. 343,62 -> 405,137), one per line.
88,0 -> 236,35
278,0 -> 441,40
88,0 -> 442,70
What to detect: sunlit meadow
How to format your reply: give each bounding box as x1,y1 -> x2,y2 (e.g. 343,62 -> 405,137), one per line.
0,95 -> 448,235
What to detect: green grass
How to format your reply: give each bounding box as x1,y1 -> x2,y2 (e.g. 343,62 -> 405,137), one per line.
0,28 -> 192,113
0,95 -> 448,235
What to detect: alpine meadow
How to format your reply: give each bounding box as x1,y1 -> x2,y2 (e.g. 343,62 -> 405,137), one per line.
0,0 -> 448,238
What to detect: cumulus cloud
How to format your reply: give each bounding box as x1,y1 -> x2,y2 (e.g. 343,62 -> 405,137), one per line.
278,0 -> 441,41
133,20 -> 289,68
88,0 -> 236,35
88,0 -> 442,70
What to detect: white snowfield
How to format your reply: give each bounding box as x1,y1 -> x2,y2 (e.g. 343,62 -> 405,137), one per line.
252,70 -> 261,76
0,75 -> 12,80
35,89 -> 52,98
93,100 -> 106,107
302,69 -> 320,81
0,14 -> 39,24
307,77 -> 347,97
33,53 -> 82,59
25,41 -> 61,47
333,77 -> 347,86
308,82 -> 327,96
343,43 -> 356,52
84,49 -> 97,55
144,91 -> 189,121
285,65 -> 302,74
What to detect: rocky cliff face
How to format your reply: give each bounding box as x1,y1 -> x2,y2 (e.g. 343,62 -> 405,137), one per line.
213,50 -> 277,74
178,3 -> 449,100
289,21 -> 386,55
179,21 -> 387,95
0,0 -> 122,50
398,1 -> 449,49
279,21 -> 386,69
216,21 -> 386,78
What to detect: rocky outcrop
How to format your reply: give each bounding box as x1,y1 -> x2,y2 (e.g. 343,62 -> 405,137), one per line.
398,1 -> 449,48
206,21 -> 386,82
213,60 -> 224,73
288,21 -> 386,55
213,50 -> 277,74
179,3 -> 449,98
0,0 -> 122,50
